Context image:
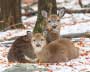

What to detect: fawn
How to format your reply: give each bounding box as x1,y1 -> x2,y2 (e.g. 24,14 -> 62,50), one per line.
7,31 -> 37,63
31,33 -> 79,63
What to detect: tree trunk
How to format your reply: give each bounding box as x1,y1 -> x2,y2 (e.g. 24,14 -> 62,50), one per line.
0,0 -> 24,31
33,0 -> 57,33
8,0 -> 24,29
0,0 -> 10,30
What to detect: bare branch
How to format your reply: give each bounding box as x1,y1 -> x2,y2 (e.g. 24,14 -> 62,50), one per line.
58,8 -> 90,14
78,0 -> 83,8
61,32 -> 90,38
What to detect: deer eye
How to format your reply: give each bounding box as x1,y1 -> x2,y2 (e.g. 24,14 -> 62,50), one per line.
41,39 -> 44,41
48,20 -> 51,23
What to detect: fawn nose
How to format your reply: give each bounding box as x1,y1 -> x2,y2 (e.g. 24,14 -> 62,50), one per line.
52,25 -> 57,28
36,44 -> 41,47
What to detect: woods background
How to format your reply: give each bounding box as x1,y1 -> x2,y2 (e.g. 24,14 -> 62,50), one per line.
0,0 -> 90,37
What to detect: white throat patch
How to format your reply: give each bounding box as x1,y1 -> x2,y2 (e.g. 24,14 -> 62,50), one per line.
34,47 -> 43,54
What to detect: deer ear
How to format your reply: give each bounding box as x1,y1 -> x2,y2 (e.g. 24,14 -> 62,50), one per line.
58,7 -> 65,17
41,10 -> 48,18
27,31 -> 32,38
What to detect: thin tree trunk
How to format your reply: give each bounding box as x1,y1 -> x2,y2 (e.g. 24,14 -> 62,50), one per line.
61,32 -> 90,38
0,0 -> 24,31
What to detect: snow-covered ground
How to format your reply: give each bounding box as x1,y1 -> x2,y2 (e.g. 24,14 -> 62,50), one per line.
0,0 -> 90,72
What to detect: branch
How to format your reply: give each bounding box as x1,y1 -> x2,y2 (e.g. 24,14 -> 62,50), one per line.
22,12 -> 36,17
78,0 -> 83,8
61,32 -> 90,38
58,7 -> 90,14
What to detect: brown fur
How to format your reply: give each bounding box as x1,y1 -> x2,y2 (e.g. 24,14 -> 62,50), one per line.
46,30 -> 60,43
31,33 -> 79,63
8,34 -> 36,63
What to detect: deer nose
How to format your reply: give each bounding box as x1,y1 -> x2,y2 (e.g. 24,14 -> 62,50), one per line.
52,25 -> 57,28
36,44 -> 41,47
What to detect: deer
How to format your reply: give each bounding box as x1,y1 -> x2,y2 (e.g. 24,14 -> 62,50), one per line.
31,33 -> 79,63
41,7 -> 65,43
7,31 -> 37,63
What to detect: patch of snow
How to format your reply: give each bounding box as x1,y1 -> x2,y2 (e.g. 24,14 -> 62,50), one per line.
22,16 -> 37,23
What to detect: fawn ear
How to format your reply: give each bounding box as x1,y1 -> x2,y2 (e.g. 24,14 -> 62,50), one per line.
58,7 -> 65,17
41,10 -> 48,18
27,31 -> 32,38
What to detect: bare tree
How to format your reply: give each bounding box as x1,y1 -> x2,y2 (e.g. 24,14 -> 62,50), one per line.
0,0 -> 24,31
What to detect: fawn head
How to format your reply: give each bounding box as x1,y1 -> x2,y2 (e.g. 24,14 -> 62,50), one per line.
31,33 -> 47,53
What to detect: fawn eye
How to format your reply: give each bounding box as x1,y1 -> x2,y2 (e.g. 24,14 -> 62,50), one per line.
33,40 -> 35,41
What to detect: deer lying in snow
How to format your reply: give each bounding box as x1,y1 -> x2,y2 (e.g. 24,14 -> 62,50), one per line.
31,33 -> 79,63
7,31 -> 37,63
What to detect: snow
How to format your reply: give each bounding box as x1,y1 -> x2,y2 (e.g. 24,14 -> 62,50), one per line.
61,23 -> 90,35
